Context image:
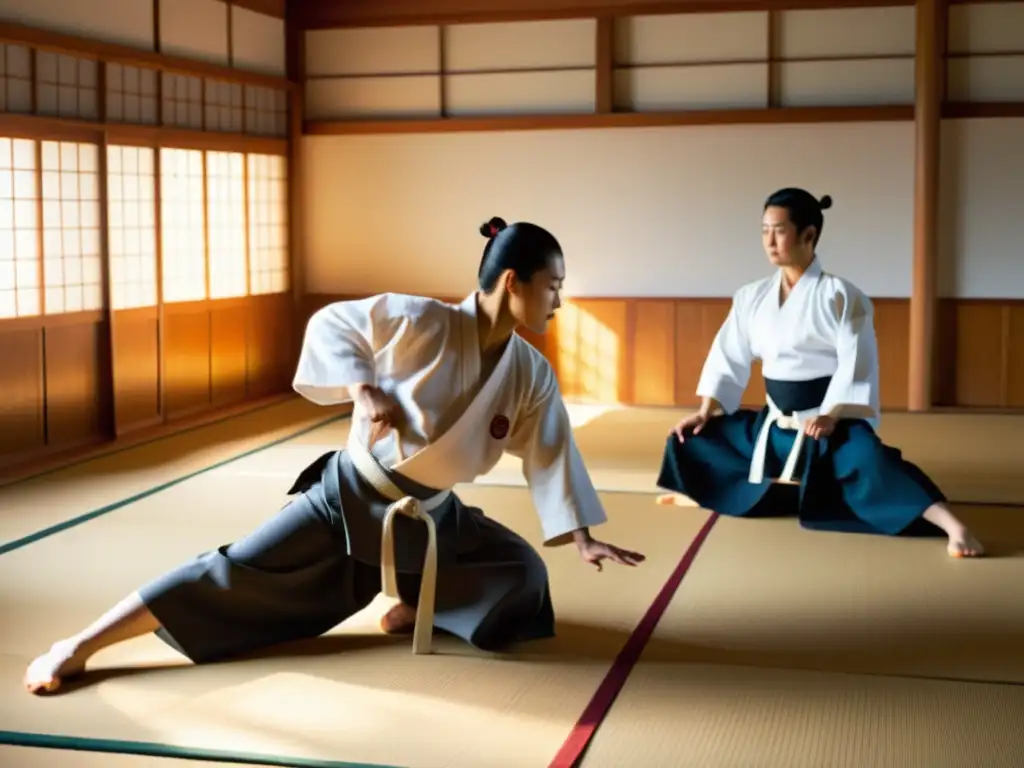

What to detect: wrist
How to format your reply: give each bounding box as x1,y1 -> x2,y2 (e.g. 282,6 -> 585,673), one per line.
350,382 -> 373,400
572,528 -> 593,548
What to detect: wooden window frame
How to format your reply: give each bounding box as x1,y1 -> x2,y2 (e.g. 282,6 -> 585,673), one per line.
0,18 -> 294,332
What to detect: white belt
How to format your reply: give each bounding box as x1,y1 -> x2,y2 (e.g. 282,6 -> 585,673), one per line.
748,395 -> 819,485
346,430 -> 448,655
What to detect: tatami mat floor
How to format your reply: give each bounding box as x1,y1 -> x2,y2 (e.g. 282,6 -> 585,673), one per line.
1,397 -> 1022,767
0,398 -> 343,549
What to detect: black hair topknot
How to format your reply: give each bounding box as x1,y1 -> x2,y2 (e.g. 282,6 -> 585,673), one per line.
479,216 -> 508,239
764,188 -> 832,246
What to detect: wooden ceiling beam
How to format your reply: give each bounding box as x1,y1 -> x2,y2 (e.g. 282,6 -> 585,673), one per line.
304,105 -> 914,135
292,0 -> 915,29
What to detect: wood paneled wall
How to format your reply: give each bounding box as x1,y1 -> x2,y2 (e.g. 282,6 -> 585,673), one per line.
1,294 -> 294,471
110,294 -> 294,432
304,293 -> 1024,412
0,314 -> 112,462
938,298 -> 1024,409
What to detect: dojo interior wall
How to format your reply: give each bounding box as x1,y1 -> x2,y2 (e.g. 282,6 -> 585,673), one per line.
0,0 -> 292,473
300,2 -> 1024,412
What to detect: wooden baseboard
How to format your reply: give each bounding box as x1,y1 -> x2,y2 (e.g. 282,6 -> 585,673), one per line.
0,393 -> 304,488
302,293 -> 1024,412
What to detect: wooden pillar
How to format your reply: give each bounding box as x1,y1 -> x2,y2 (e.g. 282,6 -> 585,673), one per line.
908,0 -> 944,411
285,11 -> 305,360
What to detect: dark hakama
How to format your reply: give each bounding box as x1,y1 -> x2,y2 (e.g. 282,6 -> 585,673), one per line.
139,450 -> 554,665
657,376 -> 945,537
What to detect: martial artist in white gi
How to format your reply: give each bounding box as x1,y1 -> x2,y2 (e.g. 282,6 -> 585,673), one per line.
25,216 -> 645,695
657,188 -> 984,559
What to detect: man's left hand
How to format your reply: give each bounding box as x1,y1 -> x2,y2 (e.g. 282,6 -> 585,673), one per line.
803,415 -> 835,440
576,538 -> 646,572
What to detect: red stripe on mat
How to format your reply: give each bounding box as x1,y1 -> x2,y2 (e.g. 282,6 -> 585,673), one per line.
547,512 -> 720,768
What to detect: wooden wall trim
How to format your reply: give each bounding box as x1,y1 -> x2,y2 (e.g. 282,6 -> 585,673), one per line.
301,293 -> 1024,413
945,102 -> 1024,119
106,124 -> 289,154
220,0 -> 287,20
0,113 -> 106,143
304,105 -> 914,136
0,20 -> 294,90
301,102 -> 1024,142
294,0 -> 919,29
0,393 -> 326,486
286,13 -> 307,363
0,114 -> 288,154
293,0 -> 1006,29
0,310 -> 105,333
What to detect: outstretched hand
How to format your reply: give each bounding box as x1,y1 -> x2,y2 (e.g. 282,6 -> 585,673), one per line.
577,538 -> 646,572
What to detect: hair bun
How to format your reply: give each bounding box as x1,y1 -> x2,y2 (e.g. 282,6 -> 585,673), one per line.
478,216 -> 508,239
818,194 -> 833,210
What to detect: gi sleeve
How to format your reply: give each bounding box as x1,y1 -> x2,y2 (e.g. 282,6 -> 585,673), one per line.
695,288 -> 755,414
820,287 -> 879,421
292,293 -> 407,406
505,356 -> 608,546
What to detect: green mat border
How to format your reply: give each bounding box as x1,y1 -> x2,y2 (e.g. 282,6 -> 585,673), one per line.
0,731 -> 400,767
2,408 -> 387,767
0,412 -> 347,556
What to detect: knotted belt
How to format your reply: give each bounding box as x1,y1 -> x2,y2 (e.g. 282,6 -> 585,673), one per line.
748,395 -> 819,486
346,427 -> 448,655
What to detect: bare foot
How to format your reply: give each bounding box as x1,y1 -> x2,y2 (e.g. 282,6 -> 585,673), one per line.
922,503 -> 985,558
947,528 -> 985,558
380,602 -> 416,634
656,493 -> 688,506
24,639 -> 87,695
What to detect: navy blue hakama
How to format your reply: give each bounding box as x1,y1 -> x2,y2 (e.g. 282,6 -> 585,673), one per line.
657,376 -> 945,537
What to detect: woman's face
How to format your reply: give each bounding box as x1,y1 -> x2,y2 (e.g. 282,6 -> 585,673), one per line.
509,254 -> 564,334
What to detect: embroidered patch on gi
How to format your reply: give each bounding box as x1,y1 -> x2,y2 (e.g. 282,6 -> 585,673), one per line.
490,414 -> 510,440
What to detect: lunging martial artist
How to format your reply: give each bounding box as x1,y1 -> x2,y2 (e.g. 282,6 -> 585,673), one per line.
657,188 -> 984,558
25,216 -> 645,695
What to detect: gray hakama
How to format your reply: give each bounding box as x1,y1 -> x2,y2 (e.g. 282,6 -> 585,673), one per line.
139,450 -> 555,664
